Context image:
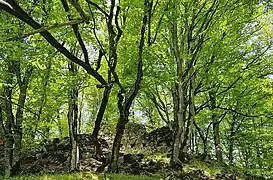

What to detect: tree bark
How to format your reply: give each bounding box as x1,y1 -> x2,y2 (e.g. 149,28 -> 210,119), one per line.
169,0 -> 185,166
109,104 -> 129,172
91,85 -> 112,160
210,92 -> 223,163
213,122 -> 222,163
3,71 -> 14,177
108,0 -> 148,172
12,65 -> 33,175
229,114 -> 237,165
68,62 -> 79,172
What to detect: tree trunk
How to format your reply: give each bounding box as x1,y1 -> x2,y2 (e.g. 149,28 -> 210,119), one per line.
210,92 -> 223,163
109,107 -> 129,172
168,0 -> 185,167
68,62 -> 79,172
108,0 -> 148,172
91,86 -> 112,160
184,72 -> 195,155
203,138 -> 208,159
229,118 -> 236,165
4,135 -> 13,177
3,78 -> 14,177
171,84 -> 184,166
12,85 -> 27,175
213,122 -> 222,163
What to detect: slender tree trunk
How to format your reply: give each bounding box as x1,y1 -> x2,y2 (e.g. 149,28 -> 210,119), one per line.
91,85 -> 112,160
210,92 -> 223,163
12,86 -> 26,175
168,0 -> 186,167
12,65 -> 33,175
171,84 -> 184,166
203,138 -> 208,159
4,135 -> 13,177
108,0 -> 148,171
68,62 -> 79,172
32,61 -> 51,139
3,78 -> 14,177
213,122 -> 222,162
229,118 -> 236,165
184,72 -> 195,155
193,119 -> 208,160
109,106 -> 129,172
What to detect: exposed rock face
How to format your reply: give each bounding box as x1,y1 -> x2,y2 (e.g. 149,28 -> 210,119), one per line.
144,126 -> 172,153
0,123 -> 173,175
121,122 -> 172,153
121,122 -> 147,151
16,134 -> 110,175
99,122 -> 173,153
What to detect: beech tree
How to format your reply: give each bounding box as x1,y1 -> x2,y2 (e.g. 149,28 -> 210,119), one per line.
1,0 -> 273,178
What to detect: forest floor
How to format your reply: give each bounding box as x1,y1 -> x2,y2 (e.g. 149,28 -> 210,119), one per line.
3,160 -> 266,180
8,173 -> 160,180
0,126 -> 268,179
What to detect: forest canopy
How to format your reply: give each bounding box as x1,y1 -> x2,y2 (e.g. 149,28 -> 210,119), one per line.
0,0 -> 273,179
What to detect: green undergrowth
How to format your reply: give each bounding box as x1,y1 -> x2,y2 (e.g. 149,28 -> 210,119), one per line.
183,159 -> 242,177
4,172 -> 160,180
144,153 -> 169,163
2,158 -> 270,180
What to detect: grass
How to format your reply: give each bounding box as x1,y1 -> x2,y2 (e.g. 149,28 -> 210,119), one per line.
4,172 -> 160,180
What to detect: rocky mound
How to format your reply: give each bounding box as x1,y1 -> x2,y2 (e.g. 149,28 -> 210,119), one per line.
0,124 -> 173,175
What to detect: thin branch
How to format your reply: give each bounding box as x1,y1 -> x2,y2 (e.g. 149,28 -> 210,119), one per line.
14,19 -> 85,40
216,106 -> 258,118
115,6 -> 123,44
126,0 -> 148,107
86,0 -> 109,18
68,0 -> 89,22
0,96 -> 38,117
1,1 -> 107,85
61,0 -> 90,66
88,5 -> 108,61
217,77 -> 241,96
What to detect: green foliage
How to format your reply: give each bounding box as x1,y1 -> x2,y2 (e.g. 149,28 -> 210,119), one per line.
1,0 -> 273,178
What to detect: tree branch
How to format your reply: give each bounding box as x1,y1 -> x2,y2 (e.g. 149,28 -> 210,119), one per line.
86,0 -> 109,18
0,96 -> 38,117
68,0 -> 89,22
61,0 -> 91,66
1,0 -> 107,85
21,19 -> 84,39
126,0 -> 149,108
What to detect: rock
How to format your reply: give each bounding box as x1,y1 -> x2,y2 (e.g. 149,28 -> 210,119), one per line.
145,127 -> 172,152
80,158 -> 103,172
124,154 -> 135,164
16,124 -> 174,175
122,122 -> 146,151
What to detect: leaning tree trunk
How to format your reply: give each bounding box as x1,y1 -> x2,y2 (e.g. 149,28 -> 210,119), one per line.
68,62 -> 80,172
109,103 -> 129,172
193,119 -> 208,160
171,83 -> 185,166
185,72 -> 196,154
91,85 -> 112,160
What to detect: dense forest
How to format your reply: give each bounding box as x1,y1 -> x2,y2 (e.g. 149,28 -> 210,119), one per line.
0,0 -> 273,179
